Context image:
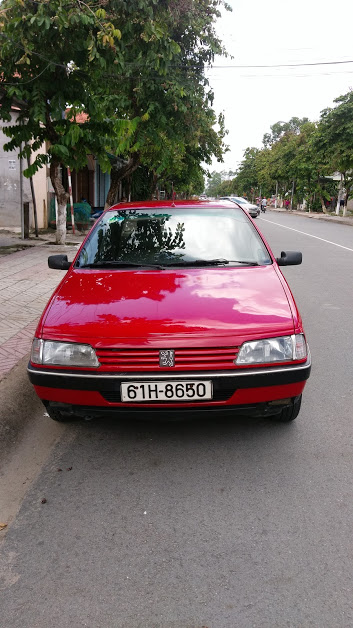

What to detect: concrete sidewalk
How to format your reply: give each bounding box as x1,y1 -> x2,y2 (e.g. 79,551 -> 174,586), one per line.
0,233 -> 84,382
267,206 -> 353,227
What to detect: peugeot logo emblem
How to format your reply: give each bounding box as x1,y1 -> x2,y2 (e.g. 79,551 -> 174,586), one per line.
159,349 -> 175,367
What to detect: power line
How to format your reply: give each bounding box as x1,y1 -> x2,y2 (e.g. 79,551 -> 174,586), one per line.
1,32 -> 353,72
207,69 -> 353,80
209,59 -> 353,69
2,30 -> 353,86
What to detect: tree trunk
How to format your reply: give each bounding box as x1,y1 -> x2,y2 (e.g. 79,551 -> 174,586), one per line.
26,149 -> 38,237
316,179 -> 329,213
105,168 -> 121,208
50,161 -> 69,245
151,170 -> 159,199
342,181 -> 350,217
320,197 -> 329,213
105,153 -> 141,208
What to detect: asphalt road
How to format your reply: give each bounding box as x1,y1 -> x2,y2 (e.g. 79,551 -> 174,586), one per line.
1,211 -> 353,628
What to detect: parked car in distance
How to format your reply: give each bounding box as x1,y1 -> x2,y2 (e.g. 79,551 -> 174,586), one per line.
220,196 -> 260,218
28,200 -> 310,423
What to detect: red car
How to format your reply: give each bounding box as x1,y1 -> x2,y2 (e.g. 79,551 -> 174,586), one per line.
28,200 -> 311,422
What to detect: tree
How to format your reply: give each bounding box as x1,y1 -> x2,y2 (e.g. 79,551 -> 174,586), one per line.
318,90 -> 353,215
204,171 -> 222,197
103,0 -> 230,206
0,0 -> 124,244
204,169 -> 235,197
0,0 -> 229,239
236,119 -> 332,210
263,117 -> 310,148
233,148 -> 261,199
290,121 -> 334,212
217,178 -> 235,196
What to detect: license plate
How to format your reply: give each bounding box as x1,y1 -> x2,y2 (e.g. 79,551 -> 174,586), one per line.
120,380 -> 213,402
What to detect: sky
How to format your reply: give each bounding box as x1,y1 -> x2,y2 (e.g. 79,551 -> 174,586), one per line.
207,0 -> 353,173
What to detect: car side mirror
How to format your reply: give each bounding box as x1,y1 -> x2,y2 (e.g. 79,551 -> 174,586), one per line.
276,251 -> 302,266
48,254 -> 71,270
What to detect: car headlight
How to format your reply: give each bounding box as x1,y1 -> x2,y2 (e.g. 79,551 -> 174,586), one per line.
31,339 -> 100,367
235,334 -> 307,365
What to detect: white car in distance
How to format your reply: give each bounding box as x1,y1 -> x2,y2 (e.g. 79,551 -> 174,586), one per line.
220,196 -> 260,218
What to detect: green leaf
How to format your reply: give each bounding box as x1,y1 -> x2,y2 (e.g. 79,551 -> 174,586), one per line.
51,144 -> 70,159
95,9 -> 106,19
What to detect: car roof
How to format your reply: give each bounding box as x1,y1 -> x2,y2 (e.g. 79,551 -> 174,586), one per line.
221,196 -> 255,204
108,200 -> 237,211
220,196 -> 243,201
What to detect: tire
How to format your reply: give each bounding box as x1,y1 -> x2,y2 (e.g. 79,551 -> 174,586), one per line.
270,395 -> 302,422
44,405 -> 78,423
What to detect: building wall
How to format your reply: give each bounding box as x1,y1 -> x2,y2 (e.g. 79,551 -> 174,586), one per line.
0,112 -> 47,229
95,162 -> 111,209
0,114 -> 30,229
31,145 -> 48,229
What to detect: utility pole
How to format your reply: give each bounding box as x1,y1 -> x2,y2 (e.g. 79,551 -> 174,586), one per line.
275,181 -> 278,209
27,152 -> 38,237
290,180 -> 295,210
336,173 -> 343,215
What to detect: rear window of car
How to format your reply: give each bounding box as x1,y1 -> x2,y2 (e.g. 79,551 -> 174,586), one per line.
76,206 -> 272,267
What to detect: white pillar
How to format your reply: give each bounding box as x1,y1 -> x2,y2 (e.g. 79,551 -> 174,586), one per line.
336,173 -> 343,215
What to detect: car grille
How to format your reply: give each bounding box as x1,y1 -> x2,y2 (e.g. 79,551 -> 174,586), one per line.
100,378 -> 238,403
96,346 -> 239,372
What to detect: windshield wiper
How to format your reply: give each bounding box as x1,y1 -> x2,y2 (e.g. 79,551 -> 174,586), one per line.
79,260 -> 165,269
163,258 -> 230,267
79,259 -> 261,269
228,260 -> 260,266
163,258 -> 260,267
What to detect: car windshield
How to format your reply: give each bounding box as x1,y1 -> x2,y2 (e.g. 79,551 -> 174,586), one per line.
231,197 -> 247,204
76,206 -> 272,268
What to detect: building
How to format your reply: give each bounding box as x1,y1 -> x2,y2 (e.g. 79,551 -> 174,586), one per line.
0,108 -> 47,230
0,108 -> 120,231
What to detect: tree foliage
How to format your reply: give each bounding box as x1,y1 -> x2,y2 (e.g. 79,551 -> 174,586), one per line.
103,0 -> 230,206
318,91 -> 353,213
0,0 -> 230,242
262,117 -> 310,147
0,0 -> 123,242
205,169 -> 235,196
208,96 -> 353,213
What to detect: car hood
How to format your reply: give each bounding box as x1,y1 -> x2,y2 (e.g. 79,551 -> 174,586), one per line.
41,266 -> 295,347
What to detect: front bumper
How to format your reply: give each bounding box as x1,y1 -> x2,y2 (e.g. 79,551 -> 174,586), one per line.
28,354 -> 311,415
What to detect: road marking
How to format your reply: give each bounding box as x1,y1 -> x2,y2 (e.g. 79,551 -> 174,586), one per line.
261,218 -> 353,252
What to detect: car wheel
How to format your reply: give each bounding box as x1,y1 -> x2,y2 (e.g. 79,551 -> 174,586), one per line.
270,395 -> 302,422
45,405 -> 78,423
